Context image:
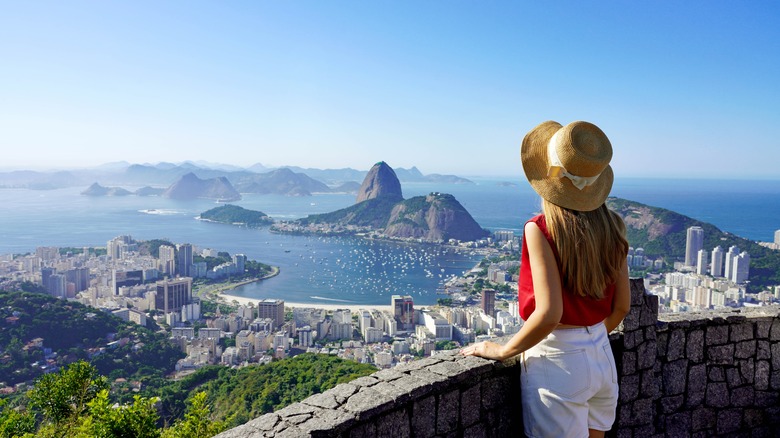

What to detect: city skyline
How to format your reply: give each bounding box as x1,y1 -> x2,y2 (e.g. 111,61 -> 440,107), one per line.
2,2 -> 779,178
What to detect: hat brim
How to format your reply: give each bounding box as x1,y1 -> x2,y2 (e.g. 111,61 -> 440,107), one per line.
521,121 -> 613,212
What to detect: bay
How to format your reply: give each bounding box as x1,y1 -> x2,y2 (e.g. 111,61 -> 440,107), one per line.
1,177 -> 778,305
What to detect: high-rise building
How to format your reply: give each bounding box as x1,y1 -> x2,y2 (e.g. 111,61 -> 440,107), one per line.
155,277 -> 193,315
724,246 -> 740,281
775,230 -> 780,246
65,267 -> 90,293
391,295 -> 415,331
233,254 -> 247,273
732,252 -> 750,284
176,243 -> 193,277
685,226 -> 704,267
159,245 -> 176,276
696,250 -> 708,276
711,246 -> 724,278
481,288 -> 496,317
257,299 -> 285,329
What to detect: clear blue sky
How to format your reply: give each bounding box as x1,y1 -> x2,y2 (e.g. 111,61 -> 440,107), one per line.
1,1 -> 778,178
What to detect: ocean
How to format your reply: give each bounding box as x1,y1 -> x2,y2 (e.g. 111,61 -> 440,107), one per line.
1,177 -> 778,305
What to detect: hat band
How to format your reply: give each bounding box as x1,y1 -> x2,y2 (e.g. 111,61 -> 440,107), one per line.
547,130 -> 602,190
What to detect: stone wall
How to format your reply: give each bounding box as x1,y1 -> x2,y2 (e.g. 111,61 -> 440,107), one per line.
215,279 -> 780,437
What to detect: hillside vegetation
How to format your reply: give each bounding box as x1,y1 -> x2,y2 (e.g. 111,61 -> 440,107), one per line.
0,290 -> 183,390
199,204 -> 274,227
607,197 -> 780,290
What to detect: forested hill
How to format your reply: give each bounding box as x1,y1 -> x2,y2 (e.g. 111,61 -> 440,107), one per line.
159,354 -> 376,428
0,290 -> 183,387
199,204 -> 274,227
607,197 -> 780,290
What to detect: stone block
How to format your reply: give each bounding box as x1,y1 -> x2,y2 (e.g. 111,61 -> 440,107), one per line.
730,321 -> 754,342
398,357 -> 442,371
436,389 -> 460,435
303,408 -> 357,435
709,366 -> 725,382
347,422 -> 376,438
619,374 -> 639,402
637,340 -> 656,370
407,369 -> 450,392
303,392 -> 341,410
349,376 -> 380,388
686,329 -> 704,362
726,366 -> 744,388
662,359 -> 687,395
411,395 -> 436,438
757,340 -> 771,360
715,408 -> 742,435
664,412 -> 691,438
455,355 -> 495,376
372,381 -> 413,404
460,382 -> 481,427
707,344 -> 735,365
771,342 -> 780,370
739,358 -> 755,384
735,340 -> 757,360
623,311 -> 640,332
731,386 -> 755,407
640,297 -> 659,327
706,324 -> 729,346
690,407 -> 715,431
754,390 -> 778,408
481,374 -> 517,410
742,409 -> 767,429
755,360 -> 770,390
624,330 -> 645,350
343,388 -> 394,420
770,320 -> 780,340
656,331 -> 668,357
275,403 -> 318,420
755,318 -> 772,339
463,423 -> 487,438
640,368 -> 660,398
386,374 -> 434,400
372,369 -> 405,382
667,329 -> 685,361
705,382 -> 729,408
428,360 -> 468,380
622,351 -> 637,376
630,279 -> 645,306
274,425 -> 307,438
660,395 -> 683,414
686,364 -> 706,407
375,408 -> 410,438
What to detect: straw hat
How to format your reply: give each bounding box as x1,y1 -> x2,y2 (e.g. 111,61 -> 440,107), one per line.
521,120 -> 613,212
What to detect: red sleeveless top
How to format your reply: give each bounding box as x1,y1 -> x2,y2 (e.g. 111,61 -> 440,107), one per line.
518,214 -> 615,326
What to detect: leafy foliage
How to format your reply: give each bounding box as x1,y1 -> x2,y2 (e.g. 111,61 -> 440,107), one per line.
0,291 -> 184,388
191,354 -> 376,428
298,196 -> 399,228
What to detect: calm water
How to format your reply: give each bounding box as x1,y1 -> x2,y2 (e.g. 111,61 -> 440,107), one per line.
1,177 -> 778,305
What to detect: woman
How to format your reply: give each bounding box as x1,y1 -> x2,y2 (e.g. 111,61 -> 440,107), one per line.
460,120 -> 630,438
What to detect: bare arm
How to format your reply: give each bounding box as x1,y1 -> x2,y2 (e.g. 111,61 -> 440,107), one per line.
604,260 -> 630,333
461,221 -> 562,361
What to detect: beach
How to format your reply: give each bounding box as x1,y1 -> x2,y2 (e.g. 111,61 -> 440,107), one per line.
221,291 -> 392,313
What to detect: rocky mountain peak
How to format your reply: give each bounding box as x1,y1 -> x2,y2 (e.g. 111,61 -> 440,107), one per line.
355,161 -> 403,203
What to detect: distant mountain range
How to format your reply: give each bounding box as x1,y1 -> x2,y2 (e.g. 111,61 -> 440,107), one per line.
0,161 -> 473,199
0,162 -> 473,194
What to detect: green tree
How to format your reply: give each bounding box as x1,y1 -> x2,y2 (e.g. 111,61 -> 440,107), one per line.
27,361 -> 109,429
75,390 -> 161,438
162,392 -> 226,438
0,399 -> 36,437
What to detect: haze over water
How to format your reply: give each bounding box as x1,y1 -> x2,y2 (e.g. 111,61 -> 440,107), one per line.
1,177 -> 778,305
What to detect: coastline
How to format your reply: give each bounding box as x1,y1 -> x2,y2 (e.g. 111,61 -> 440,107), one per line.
203,266 -> 392,312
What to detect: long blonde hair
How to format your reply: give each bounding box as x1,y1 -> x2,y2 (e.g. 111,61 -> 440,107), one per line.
542,199 -> 629,299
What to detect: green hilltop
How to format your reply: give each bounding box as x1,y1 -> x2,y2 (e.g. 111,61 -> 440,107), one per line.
607,197 -> 780,291
199,204 -> 274,227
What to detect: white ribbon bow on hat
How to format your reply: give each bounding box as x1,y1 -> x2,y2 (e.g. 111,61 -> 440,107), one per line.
546,130 -> 602,190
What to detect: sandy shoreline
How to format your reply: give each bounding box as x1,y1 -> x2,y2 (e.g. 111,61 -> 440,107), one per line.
220,292 -> 392,312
